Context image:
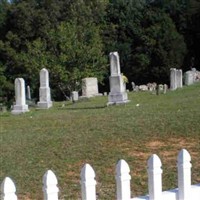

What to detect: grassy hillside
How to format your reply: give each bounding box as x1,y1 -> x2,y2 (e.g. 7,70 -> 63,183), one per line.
1,83 -> 200,199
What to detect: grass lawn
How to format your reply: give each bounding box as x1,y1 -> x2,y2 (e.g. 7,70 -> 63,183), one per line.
1,83 -> 200,199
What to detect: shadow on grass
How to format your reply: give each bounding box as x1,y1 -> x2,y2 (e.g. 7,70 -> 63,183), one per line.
58,104 -> 107,110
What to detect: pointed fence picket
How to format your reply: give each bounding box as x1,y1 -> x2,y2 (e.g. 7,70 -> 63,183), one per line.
81,163 -> 96,200
43,170 -> 59,200
147,154 -> 163,200
1,177 -> 17,200
1,149 -> 200,200
116,159 -> 131,200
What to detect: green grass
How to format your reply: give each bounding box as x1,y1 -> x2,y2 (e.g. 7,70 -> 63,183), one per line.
1,83 -> 200,199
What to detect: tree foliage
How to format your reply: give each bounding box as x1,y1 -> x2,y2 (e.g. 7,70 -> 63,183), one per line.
104,0 -> 186,84
0,0 -> 199,104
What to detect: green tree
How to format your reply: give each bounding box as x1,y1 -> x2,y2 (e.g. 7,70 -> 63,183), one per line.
0,0 -> 108,102
104,0 -> 186,84
15,21 -> 107,100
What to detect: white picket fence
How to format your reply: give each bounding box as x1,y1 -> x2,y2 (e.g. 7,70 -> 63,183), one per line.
1,149 -> 200,200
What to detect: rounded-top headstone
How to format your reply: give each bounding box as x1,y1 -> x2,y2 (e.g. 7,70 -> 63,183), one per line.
40,68 -> 49,87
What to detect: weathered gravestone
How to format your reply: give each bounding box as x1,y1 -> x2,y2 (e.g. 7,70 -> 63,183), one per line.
131,82 -> 135,91
11,78 -> 29,114
107,52 -> 129,105
156,84 -> 163,95
37,68 -> 52,109
184,71 -> 194,86
81,77 -> 102,97
170,68 -> 183,90
170,68 -> 177,90
27,85 -> 31,100
71,91 -> 79,102
163,84 -> 168,94
176,69 -> 183,88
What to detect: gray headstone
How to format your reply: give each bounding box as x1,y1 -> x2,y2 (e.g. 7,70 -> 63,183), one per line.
27,85 -> 31,100
71,91 -> 79,102
157,84 -> 163,95
82,77 -> 101,97
139,85 -> 148,91
176,69 -> 183,88
163,84 -> 168,94
184,71 -> 194,86
131,82 -> 135,90
170,68 -> 177,90
11,78 -> 29,114
133,85 -> 139,92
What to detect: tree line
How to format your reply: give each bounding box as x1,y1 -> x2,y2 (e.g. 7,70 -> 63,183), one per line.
0,0 -> 199,105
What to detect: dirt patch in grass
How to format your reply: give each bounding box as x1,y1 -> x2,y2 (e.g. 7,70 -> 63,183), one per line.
100,135 -> 200,196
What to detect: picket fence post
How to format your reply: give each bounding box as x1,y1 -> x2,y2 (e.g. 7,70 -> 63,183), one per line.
116,159 -> 131,200
148,154 -> 162,200
178,149 -> 191,200
1,177 -> 17,200
81,163 -> 96,200
43,170 -> 59,200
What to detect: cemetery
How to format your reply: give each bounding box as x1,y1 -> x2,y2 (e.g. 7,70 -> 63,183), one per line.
1,51 -> 200,200
0,1 -> 200,199
1,77 -> 200,199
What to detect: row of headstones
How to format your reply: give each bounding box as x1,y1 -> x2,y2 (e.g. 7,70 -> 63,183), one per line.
11,51 -> 129,114
131,82 -> 168,94
11,68 -> 52,114
170,67 -> 200,90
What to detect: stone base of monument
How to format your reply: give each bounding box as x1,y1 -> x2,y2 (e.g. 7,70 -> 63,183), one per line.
80,93 -> 103,98
37,101 -> 52,109
11,105 -> 29,114
107,92 -> 130,106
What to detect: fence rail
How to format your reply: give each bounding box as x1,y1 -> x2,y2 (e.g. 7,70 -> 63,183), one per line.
1,149 -> 200,200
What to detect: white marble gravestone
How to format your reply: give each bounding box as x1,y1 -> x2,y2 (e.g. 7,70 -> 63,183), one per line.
27,85 -> 31,100
71,91 -> 79,102
107,52 -> 129,105
176,69 -> 183,88
170,68 -> 177,90
82,77 -> 102,97
184,71 -> 194,86
37,68 -> 52,109
11,78 -> 29,114
163,84 -> 168,94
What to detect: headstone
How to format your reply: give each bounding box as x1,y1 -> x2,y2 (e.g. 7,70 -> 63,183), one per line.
139,85 -> 148,91
133,85 -> 139,92
131,82 -> 135,91
163,84 -> 168,94
27,85 -> 31,100
104,92 -> 107,96
82,77 -> 102,97
156,84 -> 163,95
147,82 -> 157,92
107,52 -> 129,105
176,69 -> 183,88
170,68 -> 177,90
37,68 -> 52,109
184,71 -> 194,86
71,91 -> 79,102
191,68 -> 196,72
11,78 -> 29,114
110,52 -> 121,76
